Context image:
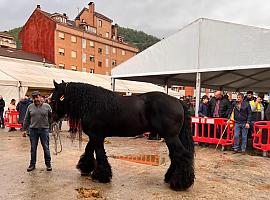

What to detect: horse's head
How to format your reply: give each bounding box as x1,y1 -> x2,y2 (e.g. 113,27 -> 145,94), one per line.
51,80 -> 67,122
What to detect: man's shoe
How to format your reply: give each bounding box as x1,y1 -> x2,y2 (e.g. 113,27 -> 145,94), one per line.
46,164 -> 52,171
27,165 -> 35,172
232,150 -> 239,154
241,150 -> 246,155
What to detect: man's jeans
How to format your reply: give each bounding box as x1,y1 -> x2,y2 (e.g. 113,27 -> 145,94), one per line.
233,122 -> 248,151
0,110 -> 4,128
29,128 -> 51,165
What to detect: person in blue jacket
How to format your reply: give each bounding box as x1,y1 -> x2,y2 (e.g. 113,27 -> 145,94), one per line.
199,95 -> 209,117
231,93 -> 252,154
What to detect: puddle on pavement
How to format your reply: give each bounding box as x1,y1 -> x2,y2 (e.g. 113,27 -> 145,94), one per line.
110,154 -> 167,166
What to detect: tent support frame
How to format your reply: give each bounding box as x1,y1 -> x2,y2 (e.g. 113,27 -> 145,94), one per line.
195,72 -> 201,117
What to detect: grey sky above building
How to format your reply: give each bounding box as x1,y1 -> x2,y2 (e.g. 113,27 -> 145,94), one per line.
1,0 -> 270,38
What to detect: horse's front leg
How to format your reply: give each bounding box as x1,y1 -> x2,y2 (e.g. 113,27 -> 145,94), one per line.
76,138 -> 96,176
91,136 -> 112,183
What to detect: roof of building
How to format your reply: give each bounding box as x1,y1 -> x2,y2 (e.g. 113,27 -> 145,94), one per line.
75,7 -> 113,23
0,47 -> 54,64
0,32 -> 14,39
36,8 -> 137,51
94,12 -> 113,23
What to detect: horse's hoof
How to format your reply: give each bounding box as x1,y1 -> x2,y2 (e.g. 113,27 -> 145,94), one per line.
164,177 -> 170,183
169,173 -> 194,191
91,171 -> 111,183
81,172 -> 90,176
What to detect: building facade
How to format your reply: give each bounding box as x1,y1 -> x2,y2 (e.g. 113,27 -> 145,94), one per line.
0,32 -> 16,48
19,2 -> 138,75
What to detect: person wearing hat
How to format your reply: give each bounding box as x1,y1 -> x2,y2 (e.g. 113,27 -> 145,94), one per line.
23,91 -> 53,172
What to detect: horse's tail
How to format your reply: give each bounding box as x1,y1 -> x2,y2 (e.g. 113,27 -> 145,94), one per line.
179,100 -> 194,153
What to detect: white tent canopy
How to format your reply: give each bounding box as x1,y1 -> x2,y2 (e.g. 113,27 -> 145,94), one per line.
112,18 -> 270,93
0,56 -> 181,107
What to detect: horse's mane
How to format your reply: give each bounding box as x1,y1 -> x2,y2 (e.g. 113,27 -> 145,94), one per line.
64,82 -> 119,122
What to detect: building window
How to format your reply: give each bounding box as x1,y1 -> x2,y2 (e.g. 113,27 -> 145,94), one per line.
82,67 -> 87,72
106,32 -> 109,38
71,66 -> 77,71
58,32 -> 65,39
59,64 -> 65,69
98,61 -> 102,67
82,39 -> 86,49
112,47 -> 116,54
71,51 -> 77,58
98,20 -> 102,27
82,53 -> 86,63
59,48 -> 65,56
105,45 -> 109,55
121,50 -> 126,56
105,58 -> 109,67
90,55 -> 95,62
90,69 -> 94,73
98,48 -> 102,54
112,60 -> 116,66
90,41 -> 95,47
71,35 -> 77,43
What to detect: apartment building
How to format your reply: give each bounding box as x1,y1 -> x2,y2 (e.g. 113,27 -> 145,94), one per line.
0,32 -> 16,48
19,2 -> 138,75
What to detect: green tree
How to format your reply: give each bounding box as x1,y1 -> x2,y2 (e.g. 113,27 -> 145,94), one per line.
118,26 -> 160,52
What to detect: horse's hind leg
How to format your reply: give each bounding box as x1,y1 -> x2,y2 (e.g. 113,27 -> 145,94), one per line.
76,139 -> 96,176
91,136 -> 112,183
165,135 -> 195,191
164,145 -> 176,183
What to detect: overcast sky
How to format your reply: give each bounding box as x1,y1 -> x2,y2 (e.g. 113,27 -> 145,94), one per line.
1,0 -> 270,38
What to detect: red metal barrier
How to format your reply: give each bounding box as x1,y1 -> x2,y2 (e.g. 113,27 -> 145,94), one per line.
4,110 -> 22,128
253,121 -> 270,153
191,117 -> 234,147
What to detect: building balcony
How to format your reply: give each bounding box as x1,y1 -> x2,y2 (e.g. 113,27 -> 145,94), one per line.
85,25 -> 97,34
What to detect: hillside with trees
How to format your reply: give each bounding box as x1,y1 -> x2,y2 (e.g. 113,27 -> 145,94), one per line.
8,27 -> 22,48
7,26 -> 160,51
118,27 -> 160,52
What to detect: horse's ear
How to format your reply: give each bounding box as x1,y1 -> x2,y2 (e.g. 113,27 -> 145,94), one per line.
53,80 -> 59,89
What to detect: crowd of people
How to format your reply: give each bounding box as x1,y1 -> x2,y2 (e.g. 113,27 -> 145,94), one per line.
194,90 -> 270,154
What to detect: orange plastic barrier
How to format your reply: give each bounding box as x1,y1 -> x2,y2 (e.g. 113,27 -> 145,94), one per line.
191,117 -> 234,147
253,121 -> 270,153
4,110 -> 22,128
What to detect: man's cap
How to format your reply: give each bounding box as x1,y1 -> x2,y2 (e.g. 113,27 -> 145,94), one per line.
32,91 -> 40,97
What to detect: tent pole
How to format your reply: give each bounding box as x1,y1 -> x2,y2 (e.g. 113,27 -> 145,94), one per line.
111,78 -> 115,92
195,72 -> 201,117
164,79 -> 169,94
165,84 -> 169,94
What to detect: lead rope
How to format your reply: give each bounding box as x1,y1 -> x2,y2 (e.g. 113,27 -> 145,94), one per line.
51,122 -> 63,154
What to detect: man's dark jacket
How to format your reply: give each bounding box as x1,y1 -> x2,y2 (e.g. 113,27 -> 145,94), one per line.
209,96 -> 232,118
16,99 -> 32,123
232,101 -> 252,123
0,99 -> 5,111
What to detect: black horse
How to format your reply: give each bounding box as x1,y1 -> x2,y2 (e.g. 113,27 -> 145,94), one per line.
51,81 -> 195,191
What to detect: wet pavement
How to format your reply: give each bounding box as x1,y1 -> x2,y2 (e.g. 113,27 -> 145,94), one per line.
0,128 -> 270,200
